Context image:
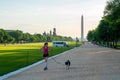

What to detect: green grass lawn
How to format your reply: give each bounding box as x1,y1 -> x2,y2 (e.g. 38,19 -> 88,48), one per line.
0,42 -> 81,76
117,44 -> 120,49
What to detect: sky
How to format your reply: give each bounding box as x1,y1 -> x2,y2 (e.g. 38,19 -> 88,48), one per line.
0,0 -> 107,38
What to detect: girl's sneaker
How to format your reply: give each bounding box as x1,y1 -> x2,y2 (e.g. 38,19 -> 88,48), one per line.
44,67 -> 48,70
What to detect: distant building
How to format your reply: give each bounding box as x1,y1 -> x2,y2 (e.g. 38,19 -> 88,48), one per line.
50,30 -> 52,36
43,28 -> 57,36
53,28 -> 56,36
43,31 -> 47,36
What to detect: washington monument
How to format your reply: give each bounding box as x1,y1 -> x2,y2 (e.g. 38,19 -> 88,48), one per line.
81,15 -> 84,41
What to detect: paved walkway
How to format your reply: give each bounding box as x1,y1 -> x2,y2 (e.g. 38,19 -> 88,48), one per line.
5,43 -> 120,80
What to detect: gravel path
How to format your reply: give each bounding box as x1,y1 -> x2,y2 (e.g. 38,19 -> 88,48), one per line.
5,43 -> 120,80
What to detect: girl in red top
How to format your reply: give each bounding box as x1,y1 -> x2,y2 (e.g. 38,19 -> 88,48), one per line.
41,42 -> 49,70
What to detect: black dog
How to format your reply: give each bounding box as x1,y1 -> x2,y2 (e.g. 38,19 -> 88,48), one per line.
65,60 -> 71,70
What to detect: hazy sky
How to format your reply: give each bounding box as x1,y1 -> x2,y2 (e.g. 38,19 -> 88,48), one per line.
0,0 -> 107,38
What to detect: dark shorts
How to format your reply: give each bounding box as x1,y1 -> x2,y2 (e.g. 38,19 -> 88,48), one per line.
43,54 -> 49,57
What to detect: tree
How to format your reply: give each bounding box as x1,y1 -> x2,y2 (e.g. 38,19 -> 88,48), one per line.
23,33 -> 31,42
87,0 -> 120,48
8,30 -> 24,43
0,29 -> 14,44
0,28 -> 74,44
104,0 -> 120,48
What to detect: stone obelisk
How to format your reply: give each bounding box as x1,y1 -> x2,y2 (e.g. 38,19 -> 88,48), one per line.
81,15 -> 84,41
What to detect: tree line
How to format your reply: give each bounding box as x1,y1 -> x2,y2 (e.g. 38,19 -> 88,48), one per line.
87,0 -> 120,48
0,29 -> 73,44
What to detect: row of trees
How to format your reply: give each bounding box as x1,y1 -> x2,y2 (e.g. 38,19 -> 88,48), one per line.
87,0 -> 120,48
0,29 -> 73,44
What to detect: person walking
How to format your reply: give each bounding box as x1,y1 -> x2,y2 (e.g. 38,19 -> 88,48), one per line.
41,42 -> 49,70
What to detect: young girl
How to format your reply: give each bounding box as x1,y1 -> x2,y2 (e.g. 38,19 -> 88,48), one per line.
41,42 -> 49,70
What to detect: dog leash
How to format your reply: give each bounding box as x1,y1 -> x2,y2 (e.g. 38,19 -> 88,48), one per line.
51,57 -> 65,66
